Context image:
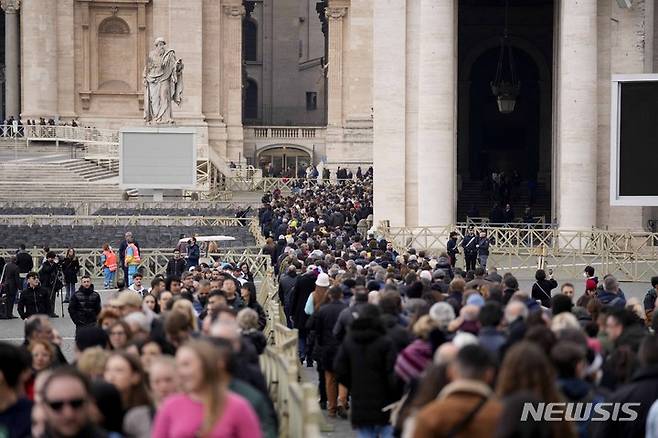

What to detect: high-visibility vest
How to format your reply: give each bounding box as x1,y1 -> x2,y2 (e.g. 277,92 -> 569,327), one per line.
103,250 -> 117,272
125,243 -> 141,265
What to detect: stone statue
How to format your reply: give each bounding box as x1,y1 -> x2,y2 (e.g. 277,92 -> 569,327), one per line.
144,37 -> 184,124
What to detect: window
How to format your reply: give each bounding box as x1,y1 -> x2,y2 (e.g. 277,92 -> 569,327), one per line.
243,18 -> 258,62
306,92 -> 317,111
245,79 -> 258,120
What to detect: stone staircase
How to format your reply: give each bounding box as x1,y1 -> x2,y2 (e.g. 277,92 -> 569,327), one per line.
457,179 -> 552,222
0,161 -> 130,201
56,158 -> 118,181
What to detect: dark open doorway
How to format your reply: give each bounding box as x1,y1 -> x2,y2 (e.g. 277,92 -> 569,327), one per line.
457,0 -> 554,223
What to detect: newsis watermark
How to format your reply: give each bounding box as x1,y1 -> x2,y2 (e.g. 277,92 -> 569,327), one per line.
521,402 -> 641,422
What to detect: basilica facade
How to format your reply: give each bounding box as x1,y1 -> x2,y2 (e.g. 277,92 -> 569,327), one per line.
3,0 -> 657,230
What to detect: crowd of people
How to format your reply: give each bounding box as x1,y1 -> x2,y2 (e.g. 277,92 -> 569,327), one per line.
254,176 -> 658,437
0,257 -> 273,438
2,173 -> 658,437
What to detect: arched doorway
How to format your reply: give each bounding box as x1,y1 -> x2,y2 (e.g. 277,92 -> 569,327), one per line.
457,0 -> 554,222
257,145 -> 312,178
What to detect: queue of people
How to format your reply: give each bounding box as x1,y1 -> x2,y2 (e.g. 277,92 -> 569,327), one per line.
0,259 -> 274,438
253,174 -> 658,437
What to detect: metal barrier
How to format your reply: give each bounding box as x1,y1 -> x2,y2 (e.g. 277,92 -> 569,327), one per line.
260,323 -> 321,438
24,125 -> 119,146
0,248 -> 270,280
0,200 -> 252,215
0,215 -> 254,227
380,223 -> 658,281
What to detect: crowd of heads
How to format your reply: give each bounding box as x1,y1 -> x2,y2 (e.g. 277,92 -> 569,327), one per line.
0,255 -> 275,437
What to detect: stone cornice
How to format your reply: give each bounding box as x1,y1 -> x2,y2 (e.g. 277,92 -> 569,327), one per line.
325,6 -> 347,20
223,4 -> 246,18
1,0 -> 20,13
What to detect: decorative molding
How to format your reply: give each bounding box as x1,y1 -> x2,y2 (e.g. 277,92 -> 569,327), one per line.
0,0 -> 20,13
223,4 -> 246,18
325,6 -> 347,20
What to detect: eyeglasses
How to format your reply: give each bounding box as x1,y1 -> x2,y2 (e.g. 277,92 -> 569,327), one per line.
46,398 -> 86,411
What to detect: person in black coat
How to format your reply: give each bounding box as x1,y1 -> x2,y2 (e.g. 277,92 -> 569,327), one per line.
39,252 -> 62,317
17,272 -> 51,319
290,270 -> 318,364
309,286 -> 348,418
15,245 -> 33,275
1,256 -> 21,319
593,334 -> 658,438
531,269 -> 558,308
165,249 -> 187,278
61,248 -> 81,304
334,304 -> 401,434
461,228 -> 478,272
68,275 -> 102,331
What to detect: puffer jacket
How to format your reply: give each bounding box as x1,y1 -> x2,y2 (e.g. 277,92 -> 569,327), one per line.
68,285 -> 101,327
17,285 -> 51,319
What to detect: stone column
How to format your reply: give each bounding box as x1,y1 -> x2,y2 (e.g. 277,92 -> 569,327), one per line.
557,0 -> 597,230
373,0 -> 406,226
21,0 -> 58,118
417,0 -> 455,226
2,0 -> 20,118
326,5 -> 346,127
222,3 -> 245,161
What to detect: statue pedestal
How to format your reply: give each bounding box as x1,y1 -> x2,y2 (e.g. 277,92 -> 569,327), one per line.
119,127 -> 197,195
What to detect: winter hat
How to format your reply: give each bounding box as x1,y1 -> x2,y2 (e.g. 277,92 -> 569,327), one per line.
315,272 -> 331,287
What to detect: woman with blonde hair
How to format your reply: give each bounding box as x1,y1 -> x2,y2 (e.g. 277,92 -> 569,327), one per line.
171,298 -> 199,332
152,339 -> 261,437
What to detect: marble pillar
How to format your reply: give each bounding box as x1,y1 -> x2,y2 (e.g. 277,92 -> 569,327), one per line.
2,0 -> 20,119
373,0 -> 406,226
557,0 -> 597,230
222,3 -> 245,161
21,0 -> 58,118
326,5 -> 346,127
417,0 -> 455,226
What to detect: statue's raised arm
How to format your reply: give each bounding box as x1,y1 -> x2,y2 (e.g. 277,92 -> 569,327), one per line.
143,37 -> 184,124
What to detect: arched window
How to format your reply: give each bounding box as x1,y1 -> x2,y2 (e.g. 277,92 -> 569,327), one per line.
243,18 -> 258,62
98,16 -> 130,35
244,79 -> 258,120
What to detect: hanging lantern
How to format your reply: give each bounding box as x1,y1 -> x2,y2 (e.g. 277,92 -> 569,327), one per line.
490,0 -> 520,114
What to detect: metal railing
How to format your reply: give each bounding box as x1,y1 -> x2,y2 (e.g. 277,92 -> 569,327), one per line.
260,322 -> 321,438
0,247 -> 270,280
0,200 -> 252,215
24,125 -> 120,146
0,215 -> 254,227
380,222 -> 658,281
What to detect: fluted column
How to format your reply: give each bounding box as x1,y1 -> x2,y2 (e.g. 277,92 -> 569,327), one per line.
2,0 -> 20,118
417,0 -> 455,226
21,0 -> 58,118
222,3 -> 245,161
557,0 -> 597,230
326,5 -> 346,127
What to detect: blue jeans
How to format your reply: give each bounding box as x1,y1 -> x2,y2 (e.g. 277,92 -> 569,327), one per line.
356,425 -> 393,438
478,254 -> 488,270
64,283 -> 76,301
103,269 -> 115,289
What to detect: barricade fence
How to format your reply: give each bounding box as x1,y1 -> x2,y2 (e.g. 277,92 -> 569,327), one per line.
381,223 -> 658,281
0,200 -> 253,215
0,248 -> 270,280
0,215 -> 254,227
